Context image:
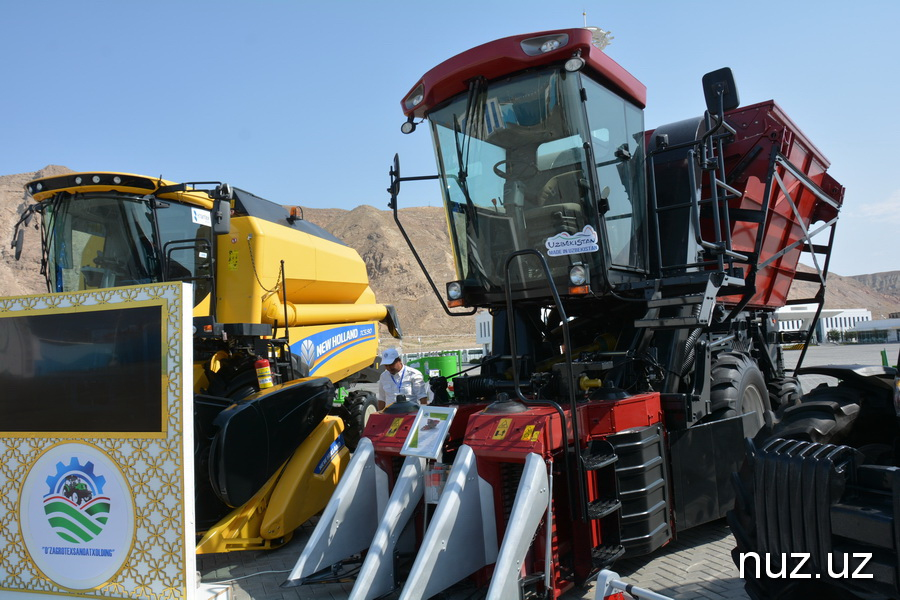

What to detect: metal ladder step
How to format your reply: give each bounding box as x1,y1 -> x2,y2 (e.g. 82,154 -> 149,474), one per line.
583,452 -> 618,471
588,498 -> 622,520
645,293 -> 705,309
591,544 -> 626,570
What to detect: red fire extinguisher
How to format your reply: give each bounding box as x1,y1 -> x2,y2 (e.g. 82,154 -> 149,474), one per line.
255,357 -> 274,389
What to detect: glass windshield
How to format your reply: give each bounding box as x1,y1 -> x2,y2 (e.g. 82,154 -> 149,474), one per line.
43,194 -> 212,304
430,70 -> 598,296
429,69 -> 647,300
581,77 -> 647,271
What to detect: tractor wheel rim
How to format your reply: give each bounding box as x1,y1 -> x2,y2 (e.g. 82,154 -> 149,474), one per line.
744,384 -> 765,429
363,404 -> 377,426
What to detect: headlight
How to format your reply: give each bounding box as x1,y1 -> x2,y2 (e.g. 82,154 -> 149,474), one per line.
569,265 -> 587,286
565,57 -> 586,72
447,281 -> 463,301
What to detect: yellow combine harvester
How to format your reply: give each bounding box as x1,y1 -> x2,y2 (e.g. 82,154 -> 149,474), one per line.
14,171 -> 401,552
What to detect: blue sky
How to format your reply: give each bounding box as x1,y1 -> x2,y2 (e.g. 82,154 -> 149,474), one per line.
3,1 -> 897,276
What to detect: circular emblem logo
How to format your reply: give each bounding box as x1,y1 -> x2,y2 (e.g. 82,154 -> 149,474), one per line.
19,443 -> 135,590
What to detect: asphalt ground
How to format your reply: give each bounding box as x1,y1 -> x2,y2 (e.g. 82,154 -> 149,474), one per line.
197,343 -> 898,600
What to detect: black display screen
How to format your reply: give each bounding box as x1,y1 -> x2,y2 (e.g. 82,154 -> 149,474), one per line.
0,305 -> 164,434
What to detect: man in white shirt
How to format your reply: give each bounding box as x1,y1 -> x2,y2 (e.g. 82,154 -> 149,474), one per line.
377,348 -> 429,410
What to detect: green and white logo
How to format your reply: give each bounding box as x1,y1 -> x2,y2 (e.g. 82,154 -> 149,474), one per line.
43,457 -> 111,544
20,443 -> 134,590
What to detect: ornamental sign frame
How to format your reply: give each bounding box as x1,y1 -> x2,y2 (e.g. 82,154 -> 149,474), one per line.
0,283 -> 195,599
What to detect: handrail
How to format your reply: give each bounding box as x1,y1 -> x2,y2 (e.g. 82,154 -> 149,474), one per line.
503,249 -> 587,523
388,164 -> 476,318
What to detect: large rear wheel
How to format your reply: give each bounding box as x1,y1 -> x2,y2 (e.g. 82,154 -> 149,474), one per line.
767,376 -> 803,411
707,352 -> 770,434
768,383 -> 861,443
729,384 -> 868,600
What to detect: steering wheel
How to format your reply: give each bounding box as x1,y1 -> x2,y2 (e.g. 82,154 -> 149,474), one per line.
93,253 -> 126,272
493,159 -> 537,180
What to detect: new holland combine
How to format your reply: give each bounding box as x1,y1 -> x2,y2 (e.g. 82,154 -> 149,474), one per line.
286,27 -> 845,599
12,171 -> 400,552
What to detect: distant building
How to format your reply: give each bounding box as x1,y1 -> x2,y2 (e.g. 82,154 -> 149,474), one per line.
818,309 -> 872,337
476,310 -> 492,353
851,318 -> 900,343
775,304 -> 871,342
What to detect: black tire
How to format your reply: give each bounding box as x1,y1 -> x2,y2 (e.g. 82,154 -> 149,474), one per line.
767,376 -> 803,411
340,390 -> 377,452
728,440 -> 860,600
729,385 -> 868,600
768,383 -> 861,444
707,352 -> 770,434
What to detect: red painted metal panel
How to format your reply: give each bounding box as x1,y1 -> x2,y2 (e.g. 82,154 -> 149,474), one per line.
709,101 -> 845,308
364,411 -> 416,455
578,392 -> 663,438
464,406 -> 566,461
401,28 -> 646,119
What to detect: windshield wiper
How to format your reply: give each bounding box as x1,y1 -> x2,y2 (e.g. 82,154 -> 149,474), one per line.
452,116 -> 478,232
595,144 -> 633,168
452,76 -> 488,233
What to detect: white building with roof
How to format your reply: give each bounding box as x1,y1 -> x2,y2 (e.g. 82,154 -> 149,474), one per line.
851,318 -> 900,343
775,303 -> 871,342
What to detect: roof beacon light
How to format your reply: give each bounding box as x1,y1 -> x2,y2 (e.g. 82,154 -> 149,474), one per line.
520,33 -> 569,57
540,39 -> 561,53
404,83 -> 425,111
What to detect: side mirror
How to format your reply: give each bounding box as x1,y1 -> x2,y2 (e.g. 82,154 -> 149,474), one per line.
13,229 -> 24,261
391,154 -> 401,194
212,182 -> 233,235
702,67 -> 740,116
388,153 -> 401,209
212,199 -> 231,235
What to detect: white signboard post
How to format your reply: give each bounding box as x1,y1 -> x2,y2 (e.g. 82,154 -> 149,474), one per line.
0,283 -> 195,599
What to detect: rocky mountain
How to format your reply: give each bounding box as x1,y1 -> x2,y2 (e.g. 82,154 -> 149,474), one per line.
790,264 -> 898,320
1,166 -> 896,351
302,204 -> 475,348
848,271 -> 900,313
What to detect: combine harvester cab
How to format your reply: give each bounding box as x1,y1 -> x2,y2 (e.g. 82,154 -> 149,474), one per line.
14,172 -> 401,554
286,26 -> 844,598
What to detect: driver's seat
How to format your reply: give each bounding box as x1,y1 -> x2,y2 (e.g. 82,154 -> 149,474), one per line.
524,202 -> 583,251
538,170 -> 588,207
